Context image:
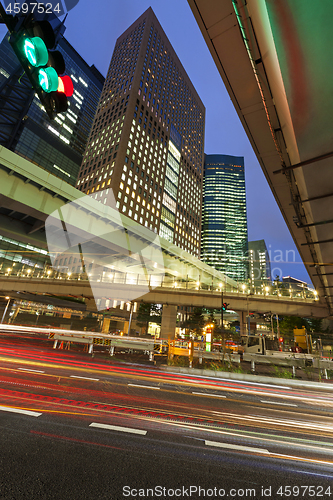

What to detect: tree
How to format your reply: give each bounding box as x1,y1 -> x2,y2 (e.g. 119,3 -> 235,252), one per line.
207,310 -> 217,327
181,307 -> 205,337
136,303 -> 161,336
276,315 -> 309,335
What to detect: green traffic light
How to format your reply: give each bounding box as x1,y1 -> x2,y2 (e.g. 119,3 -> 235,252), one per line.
38,67 -> 59,93
24,37 -> 48,67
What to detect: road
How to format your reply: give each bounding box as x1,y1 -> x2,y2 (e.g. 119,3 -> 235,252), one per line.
0,331 -> 333,499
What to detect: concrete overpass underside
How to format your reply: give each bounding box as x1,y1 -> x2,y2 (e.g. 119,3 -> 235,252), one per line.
0,145 -> 237,292
188,0 -> 333,317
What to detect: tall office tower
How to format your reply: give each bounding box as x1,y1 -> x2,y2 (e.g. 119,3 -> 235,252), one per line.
248,239 -> 271,286
0,32 -> 104,185
76,7 -> 205,257
201,154 -> 248,281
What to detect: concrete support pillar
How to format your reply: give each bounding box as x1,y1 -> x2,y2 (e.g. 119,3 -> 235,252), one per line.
239,311 -> 247,336
123,321 -> 129,335
85,298 -> 98,312
0,298 -> 14,324
160,304 -> 177,340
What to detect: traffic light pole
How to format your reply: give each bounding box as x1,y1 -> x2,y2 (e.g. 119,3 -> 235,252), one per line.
0,3 -> 17,31
221,289 -> 224,333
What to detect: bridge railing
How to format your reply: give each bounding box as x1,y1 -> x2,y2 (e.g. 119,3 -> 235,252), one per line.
0,266 -> 319,302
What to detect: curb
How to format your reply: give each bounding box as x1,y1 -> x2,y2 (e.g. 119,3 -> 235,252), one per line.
160,365 -> 333,391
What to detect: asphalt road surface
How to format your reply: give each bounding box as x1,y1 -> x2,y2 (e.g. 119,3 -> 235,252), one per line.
0,331 -> 333,499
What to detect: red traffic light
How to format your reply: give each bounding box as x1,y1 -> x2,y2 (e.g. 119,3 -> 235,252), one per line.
58,75 -> 74,97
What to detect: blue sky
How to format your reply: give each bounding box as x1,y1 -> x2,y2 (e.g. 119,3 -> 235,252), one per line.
0,0 -> 311,283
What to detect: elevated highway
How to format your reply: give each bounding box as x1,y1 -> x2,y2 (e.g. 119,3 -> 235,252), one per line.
0,274 -> 327,318
188,0 -> 333,316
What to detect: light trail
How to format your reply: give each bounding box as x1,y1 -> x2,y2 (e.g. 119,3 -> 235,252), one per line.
1,344 -> 333,411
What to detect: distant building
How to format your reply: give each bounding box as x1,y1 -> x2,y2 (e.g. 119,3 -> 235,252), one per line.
201,154 -> 248,281
76,7 -> 205,257
0,32 -> 104,185
282,276 -> 311,291
248,239 -> 271,286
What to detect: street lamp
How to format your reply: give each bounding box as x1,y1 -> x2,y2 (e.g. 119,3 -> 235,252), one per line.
1,296 -> 11,324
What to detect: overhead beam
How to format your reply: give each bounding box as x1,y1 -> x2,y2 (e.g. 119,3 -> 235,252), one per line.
297,218 -> 333,228
313,273 -> 333,276
27,220 -> 45,235
273,150 -> 333,175
301,238 -> 333,246
310,263 -> 333,268
292,192 -> 333,205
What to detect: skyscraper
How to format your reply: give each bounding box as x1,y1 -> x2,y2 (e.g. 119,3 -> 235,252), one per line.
0,33 -> 104,185
201,154 -> 248,281
248,239 -> 271,286
76,7 -> 205,257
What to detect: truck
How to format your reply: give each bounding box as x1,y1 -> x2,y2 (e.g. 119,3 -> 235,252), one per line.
242,334 -> 314,365
293,327 -> 313,353
242,335 -> 280,355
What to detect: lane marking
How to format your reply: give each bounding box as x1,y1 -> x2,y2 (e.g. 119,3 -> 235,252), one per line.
205,440 -> 270,454
89,422 -> 147,435
260,400 -> 297,407
18,368 -> 45,374
184,376 -> 290,390
192,392 -> 226,398
70,376 -> 99,381
128,384 -> 160,390
0,405 -> 42,417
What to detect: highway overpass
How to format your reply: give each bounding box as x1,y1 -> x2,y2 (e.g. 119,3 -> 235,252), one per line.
188,0 -> 333,317
0,145 -> 237,299
0,274 -> 326,319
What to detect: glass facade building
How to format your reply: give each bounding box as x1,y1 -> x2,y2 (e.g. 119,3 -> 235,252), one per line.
0,33 -> 104,185
248,239 -> 271,286
76,7 -> 205,257
201,154 -> 248,281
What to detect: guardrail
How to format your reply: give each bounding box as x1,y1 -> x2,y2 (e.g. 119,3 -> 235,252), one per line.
243,352 -> 333,379
2,325 -> 331,378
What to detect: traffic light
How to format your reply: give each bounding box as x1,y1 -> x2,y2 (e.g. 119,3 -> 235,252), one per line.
0,4 -> 73,119
222,302 -> 229,311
